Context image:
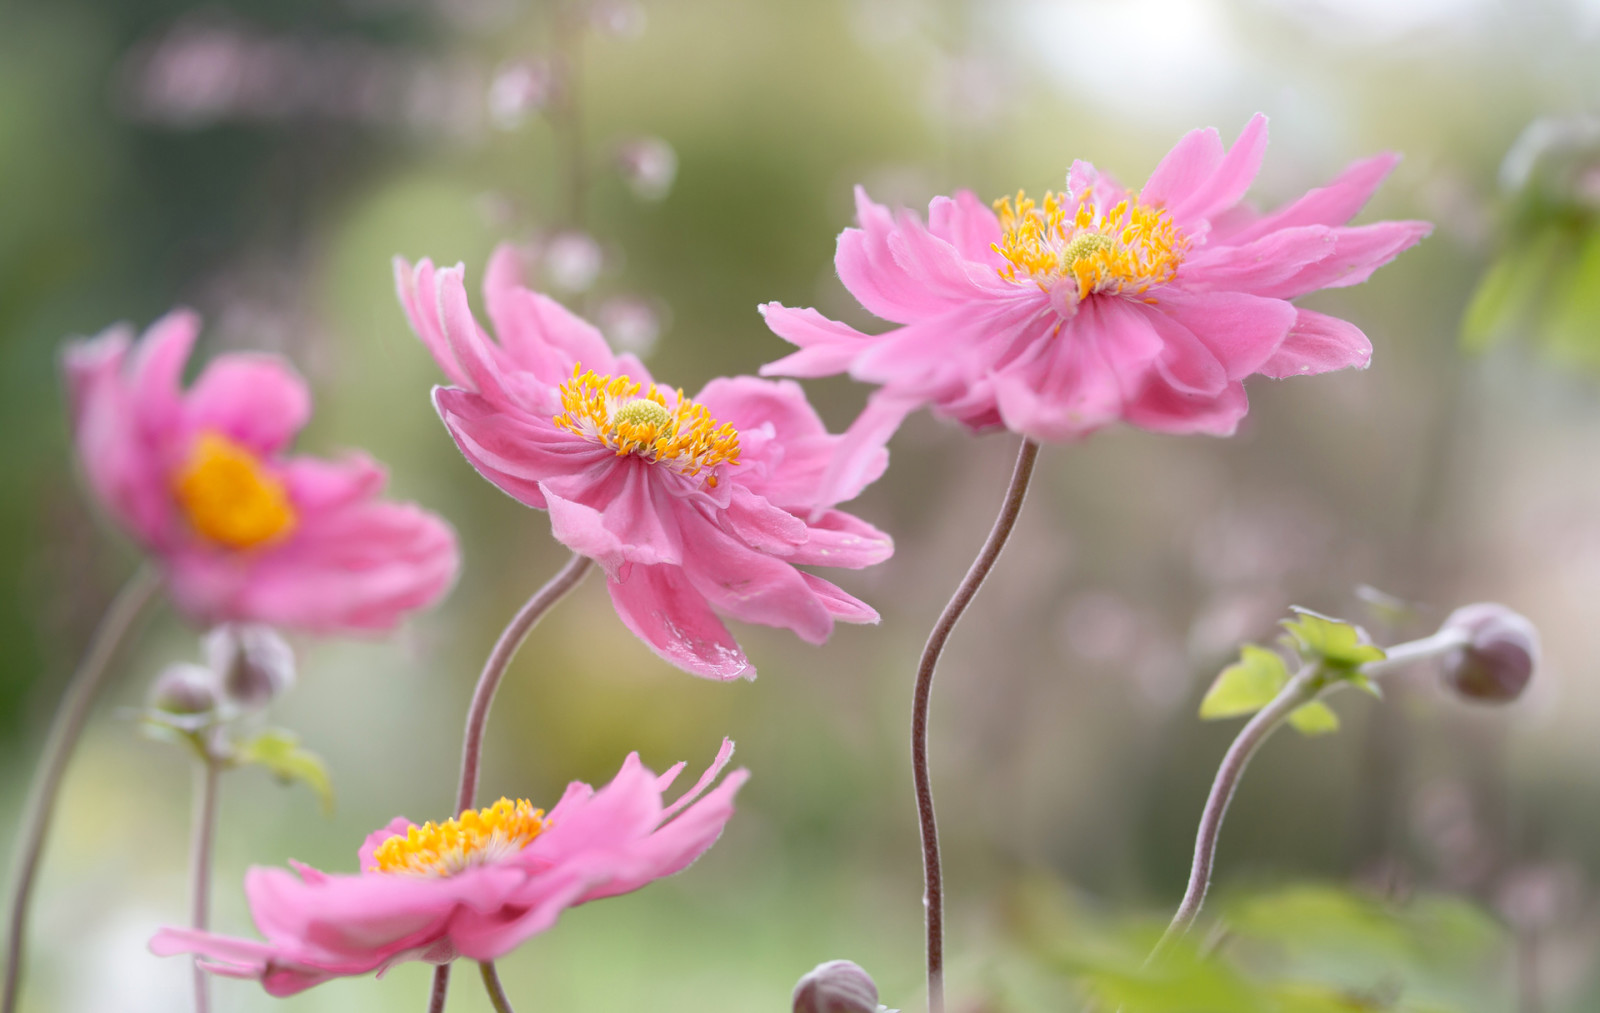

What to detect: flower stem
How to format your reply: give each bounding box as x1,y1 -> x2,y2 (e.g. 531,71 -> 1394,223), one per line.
2,565 -> 161,1013
426,551 -> 592,1013
1149,664 -> 1320,963
913,437 -> 1039,1013
480,961 -> 518,1013
189,754 -> 221,1013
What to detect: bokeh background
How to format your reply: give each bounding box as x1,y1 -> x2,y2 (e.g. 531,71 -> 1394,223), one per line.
4,0 -> 1600,1009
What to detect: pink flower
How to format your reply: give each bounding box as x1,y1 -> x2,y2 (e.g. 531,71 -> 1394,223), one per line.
760,114 -> 1431,448
394,247 -> 893,680
149,741 -> 748,996
64,310 -> 459,632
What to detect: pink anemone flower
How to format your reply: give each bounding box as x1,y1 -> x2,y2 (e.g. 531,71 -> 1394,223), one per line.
394,247 -> 893,680
150,740 -> 747,996
760,113 -> 1432,453
64,310 -> 459,632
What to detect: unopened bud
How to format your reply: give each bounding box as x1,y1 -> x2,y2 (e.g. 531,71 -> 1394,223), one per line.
793,960 -> 880,1013
205,624 -> 295,709
1440,603 -> 1539,703
149,663 -> 221,716
615,136 -> 677,201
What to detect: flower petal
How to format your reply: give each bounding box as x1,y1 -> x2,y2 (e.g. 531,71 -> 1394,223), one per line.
605,564 -> 755,680
1257,308 -> 1374,378
183,353 -> 311,455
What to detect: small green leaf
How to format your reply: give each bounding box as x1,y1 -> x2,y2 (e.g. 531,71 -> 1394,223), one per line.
1199,645 -> 1289,720
1281,608 -> 1386,670
1287,700 -> 1340,736
1461,228 -> 1566,352
237,728 -> 334,813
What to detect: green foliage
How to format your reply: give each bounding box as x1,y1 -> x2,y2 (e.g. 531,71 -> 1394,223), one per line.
1280,609 -> 1386,671
1286,701 -> 1340,736
1009,879 -> 1507,1013
235,728 -> 335,813
1200,646 -> 1291,720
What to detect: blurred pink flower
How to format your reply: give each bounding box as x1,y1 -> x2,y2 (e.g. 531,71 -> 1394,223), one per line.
761,114 -> 1431,449
395,248 -> 892,680
151,741 -> 747,996
64,310 -> 458,632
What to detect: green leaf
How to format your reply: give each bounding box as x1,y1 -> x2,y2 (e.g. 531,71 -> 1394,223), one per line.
1281,608 -> 1386,670
237,728 -> 334,813
1287,700 -> 1340,736
1545,226 -> 1600,371
1199,645 -> 1289,720
1461,229 -> 1565,352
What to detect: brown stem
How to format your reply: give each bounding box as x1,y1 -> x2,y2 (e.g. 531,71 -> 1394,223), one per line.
912,437 -> 1039,1013
426,551 -> 592,1013
1148,665 -> 1320,962
2,565 -> 161,1013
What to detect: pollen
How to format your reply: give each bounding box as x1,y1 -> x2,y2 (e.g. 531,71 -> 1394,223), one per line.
173,432 -> 297,550
552,365 -> 741,487
372,798 -> 547,877
992,189 -> 1187,302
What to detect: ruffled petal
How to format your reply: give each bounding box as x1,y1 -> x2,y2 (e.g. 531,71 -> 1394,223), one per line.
605,564 -> 755,680
183,353 -> 311,455
758,303 -> 874,379
926,189 -> 1003,264
1257,308 -> 1374,378
1154,289 -> 1298,381
785,510 -> 893,569
1222,152 -> 1402,243
1163,113 -> 1269,228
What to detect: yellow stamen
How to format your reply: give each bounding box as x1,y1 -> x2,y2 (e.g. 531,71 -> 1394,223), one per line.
372,798 -> 547,877
552,365 -> 741,488
173,432 -> 297,550
992,188 -> 1187,301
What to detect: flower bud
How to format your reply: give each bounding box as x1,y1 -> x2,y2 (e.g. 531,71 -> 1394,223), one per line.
793,960 -> 880,1013
541,231 -> 604,293
615,136 -> 677,201
1439,603 -> 1539,703
205,623 -> 295,710
149,663 -> 222,716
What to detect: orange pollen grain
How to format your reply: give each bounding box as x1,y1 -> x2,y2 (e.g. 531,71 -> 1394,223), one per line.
372,798 -> 547,877
552,365 -> 741,487
172,432 -> 296,550
991,189 -> 1187,301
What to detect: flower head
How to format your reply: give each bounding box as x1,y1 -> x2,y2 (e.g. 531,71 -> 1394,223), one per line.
760,114 -> 1432,451
62,311 -> 459,632
395,247 -> 893,680
150,740 -> 747,996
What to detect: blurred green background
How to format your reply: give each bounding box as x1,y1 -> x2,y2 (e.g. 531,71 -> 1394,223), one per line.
4,0 -> 1600,1009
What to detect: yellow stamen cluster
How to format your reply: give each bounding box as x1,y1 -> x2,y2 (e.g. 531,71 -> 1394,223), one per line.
992,189 -> 1187,302
372,798 -> 547,877
173,432 -> 297,550
553,366 -> 741,487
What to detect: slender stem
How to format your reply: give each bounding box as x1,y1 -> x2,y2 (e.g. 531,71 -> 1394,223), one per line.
912,437 -> 1039,1013
480,961 -> 517,1013
454,552 -> 591,813
426,551 -> 592,1013
189,754 -> 221,1013
1149,665 -> 1321,962
427,964 -> 451,1013
1359,626 -> 1470,679
2,565 -> 161,1013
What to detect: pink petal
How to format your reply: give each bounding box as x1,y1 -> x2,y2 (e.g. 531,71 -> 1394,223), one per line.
435,386 -> 610,510
758,303 -> 874,379
183,353 -> 311,455
435,264 -> 514,404
483,244 -> 620,381
926,190 -> 1003,264
281,452 -> 387,513
1224,152 -> 1402,243
797,573 -> 880,624
128,309 -> 200,435
1141,125 -> 1225,212
359,817 -> 416,873
659,738 -> 736,822
679,522 -> 834,644
1124,377 -> 1251,436
393,258 -> 472,390
1261,220 -> 1433,300
786,510 -> 893,569
1164,113 -> 1269,228
605,564 -> 755,680
1154,289 -> 1298,381
576,768 -> 749,903
1257,308 -> 1374,378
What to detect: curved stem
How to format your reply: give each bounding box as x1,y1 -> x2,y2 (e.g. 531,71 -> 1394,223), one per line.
1149,665 -> 1321,962
480,961 -> 517,1013
454,552 -> 591,813
2,565 -> 161,1013
189,754 -> 221,1013
426,552 -> 592,1013
912,437 -> 1039,1013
